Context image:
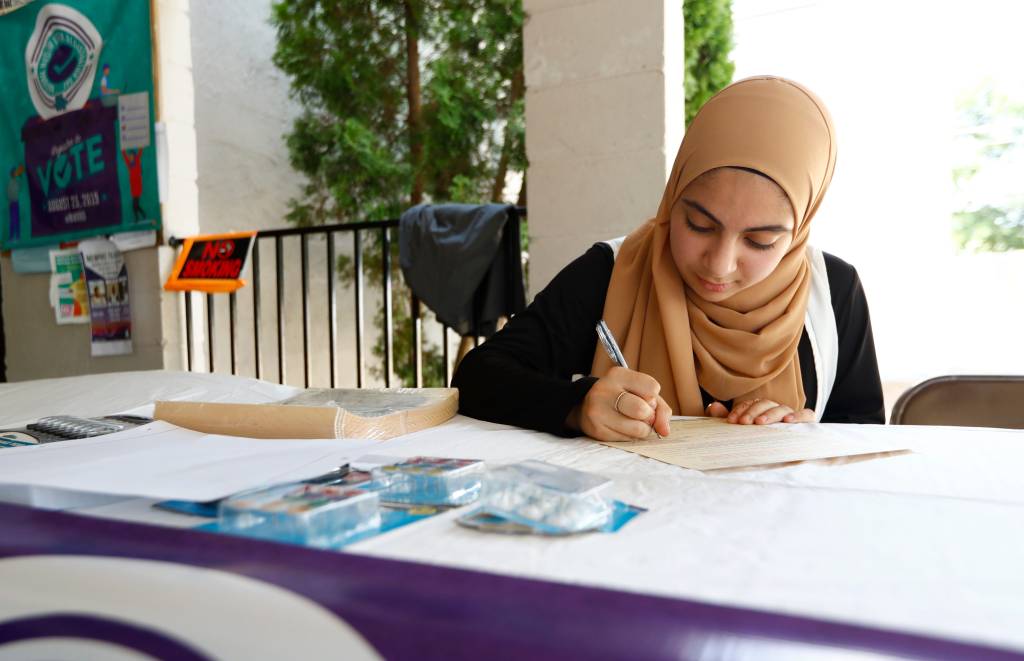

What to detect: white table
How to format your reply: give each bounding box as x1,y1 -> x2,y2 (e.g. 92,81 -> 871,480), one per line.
2,371 -> 1022,654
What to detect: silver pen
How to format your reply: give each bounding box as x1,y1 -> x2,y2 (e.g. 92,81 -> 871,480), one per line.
596,320 -> 628,369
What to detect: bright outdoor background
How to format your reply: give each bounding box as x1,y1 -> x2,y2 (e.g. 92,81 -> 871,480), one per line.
732,0 -> 1024,401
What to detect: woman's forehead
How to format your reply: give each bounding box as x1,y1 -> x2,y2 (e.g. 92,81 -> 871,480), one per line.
684,170 -> 794,228
686,169 -> 793,217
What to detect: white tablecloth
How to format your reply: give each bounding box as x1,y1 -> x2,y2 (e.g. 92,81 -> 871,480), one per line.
2,371 -> 1023,652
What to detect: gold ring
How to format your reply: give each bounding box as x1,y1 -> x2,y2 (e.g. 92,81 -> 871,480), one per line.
614,391 -> 628,415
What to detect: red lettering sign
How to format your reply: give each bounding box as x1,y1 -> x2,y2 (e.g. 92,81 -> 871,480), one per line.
164,232 -> 256,293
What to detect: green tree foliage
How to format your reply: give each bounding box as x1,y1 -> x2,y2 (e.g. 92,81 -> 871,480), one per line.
683,0 -> 735,126
271,0 -> 525,386
953,83 -> 1024,252
954,206 -> 1024,253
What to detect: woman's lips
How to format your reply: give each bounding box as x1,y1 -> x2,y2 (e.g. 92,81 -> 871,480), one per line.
697,275 -> 732,293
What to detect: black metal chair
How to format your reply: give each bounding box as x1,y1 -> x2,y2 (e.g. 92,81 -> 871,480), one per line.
889,375 -> 1024,428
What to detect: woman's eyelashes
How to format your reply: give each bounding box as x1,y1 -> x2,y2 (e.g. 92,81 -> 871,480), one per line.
744,237 -> 777,251
685,216 -> 714,234
685,216 -> 778,251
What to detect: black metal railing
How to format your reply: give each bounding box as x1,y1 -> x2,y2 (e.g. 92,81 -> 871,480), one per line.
169,208 -> 525,389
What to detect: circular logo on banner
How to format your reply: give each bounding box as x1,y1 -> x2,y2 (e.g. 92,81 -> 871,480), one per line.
0,556 -> 382,659
24,3 -> 103,118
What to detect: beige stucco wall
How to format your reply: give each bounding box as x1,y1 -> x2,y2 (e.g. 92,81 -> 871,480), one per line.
523,0 -> 684,295
0,248 -> 169,379
190,2 -> 301,238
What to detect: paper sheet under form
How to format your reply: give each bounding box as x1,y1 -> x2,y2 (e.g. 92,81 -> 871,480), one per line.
601,418 -> 910,471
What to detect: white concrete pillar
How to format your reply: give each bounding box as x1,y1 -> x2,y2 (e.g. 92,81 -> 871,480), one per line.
154,0 -> 200,372
522,0 -> 684,295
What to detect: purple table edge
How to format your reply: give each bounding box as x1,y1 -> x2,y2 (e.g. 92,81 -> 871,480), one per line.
0,502 -> 1018,660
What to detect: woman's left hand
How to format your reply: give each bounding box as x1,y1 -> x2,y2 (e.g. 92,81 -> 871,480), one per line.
705,399 -> 814,424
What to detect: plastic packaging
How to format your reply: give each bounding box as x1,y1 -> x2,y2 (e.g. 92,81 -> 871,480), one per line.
155,388 -> 459,440
218,483 -> 381,547
478,460 -> 613,533
372,456 -> 484,506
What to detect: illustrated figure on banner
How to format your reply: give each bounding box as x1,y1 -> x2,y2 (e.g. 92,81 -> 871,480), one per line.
122,147 -> 146,221
100,63 -> 120,97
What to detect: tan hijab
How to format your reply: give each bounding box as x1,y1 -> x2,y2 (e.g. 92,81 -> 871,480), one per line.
591,76 -> 837,415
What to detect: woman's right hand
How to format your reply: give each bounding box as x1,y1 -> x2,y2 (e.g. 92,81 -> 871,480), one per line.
566,366 -> 672,441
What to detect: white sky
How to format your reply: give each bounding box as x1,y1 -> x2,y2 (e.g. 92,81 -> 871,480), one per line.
731,0 -> 1024,384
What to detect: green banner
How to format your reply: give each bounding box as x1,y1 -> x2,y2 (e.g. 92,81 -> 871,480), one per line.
0,0 -> 160,250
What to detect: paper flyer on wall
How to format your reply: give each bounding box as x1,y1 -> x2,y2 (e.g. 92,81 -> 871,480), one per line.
79,237 -> 131,356
48,248 -> 89,324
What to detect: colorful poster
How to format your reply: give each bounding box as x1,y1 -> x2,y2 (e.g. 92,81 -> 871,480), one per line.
79,237 -> 131,356
0,1 -> 160,250
48,246 -> 89,324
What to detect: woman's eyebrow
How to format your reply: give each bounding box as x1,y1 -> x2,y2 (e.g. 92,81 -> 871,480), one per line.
682,199 -> 792,233
682,199 -> 723,227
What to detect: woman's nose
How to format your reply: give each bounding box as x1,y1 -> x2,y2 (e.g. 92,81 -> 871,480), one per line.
705,239 -> 737,277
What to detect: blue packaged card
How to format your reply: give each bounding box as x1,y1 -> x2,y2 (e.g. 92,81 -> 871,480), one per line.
372,456 -> 484,506
218,483 -> 381,549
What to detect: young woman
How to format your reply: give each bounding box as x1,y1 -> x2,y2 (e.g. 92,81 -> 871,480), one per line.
453,76 -> 884,442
